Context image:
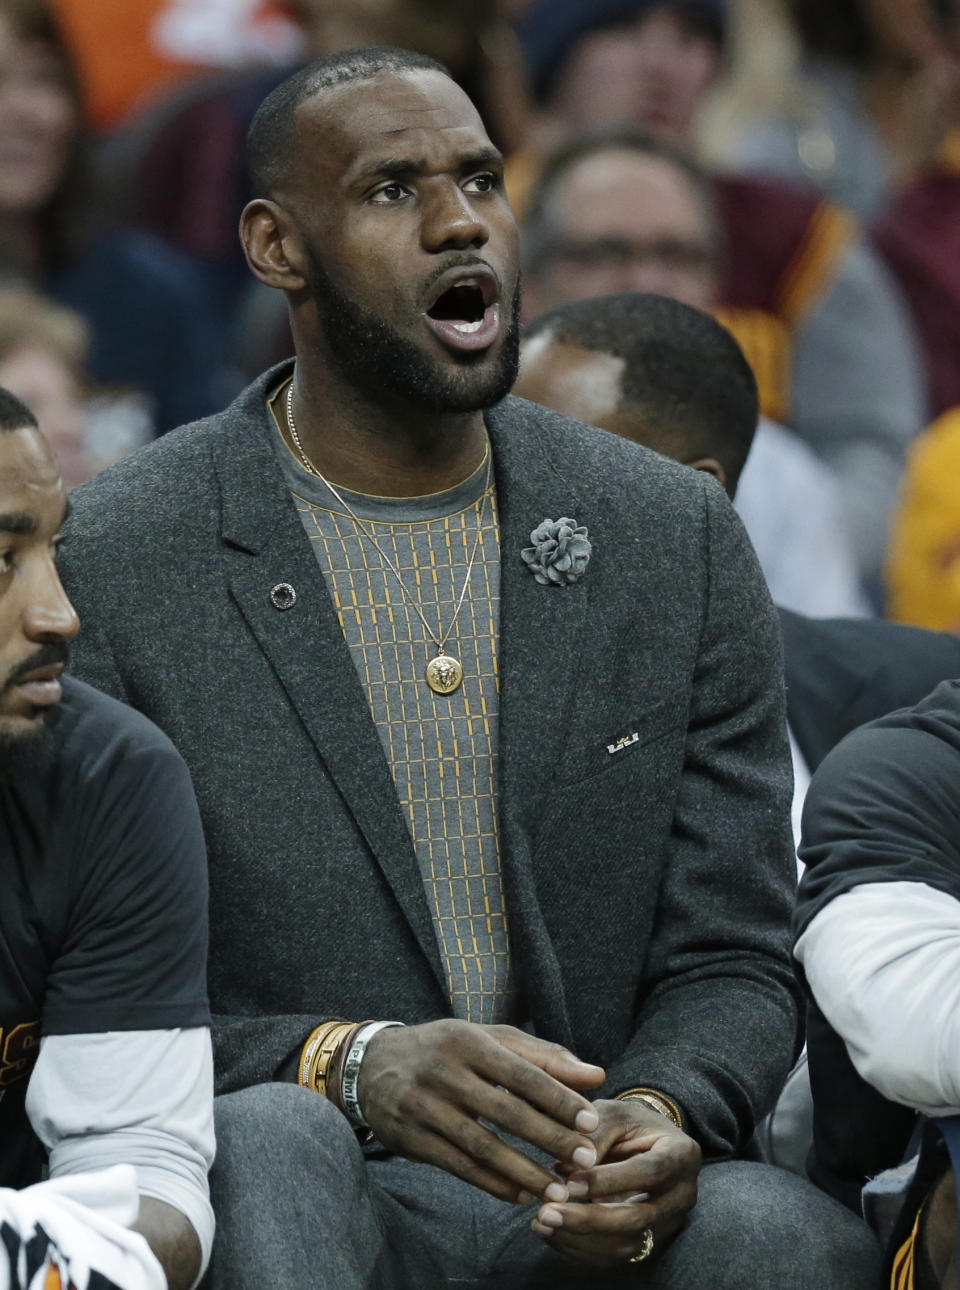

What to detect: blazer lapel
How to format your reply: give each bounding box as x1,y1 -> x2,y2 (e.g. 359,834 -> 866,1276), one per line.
210,376 -> 445,988
488,398 -> 592,1046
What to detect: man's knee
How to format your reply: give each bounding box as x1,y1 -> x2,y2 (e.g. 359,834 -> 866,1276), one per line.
672,1161 -> 882,1289
212,1082 -> 365,1196
206,1084 -> 384,1290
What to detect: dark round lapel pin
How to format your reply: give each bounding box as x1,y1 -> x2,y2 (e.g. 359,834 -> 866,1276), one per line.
270,582 -> 297,611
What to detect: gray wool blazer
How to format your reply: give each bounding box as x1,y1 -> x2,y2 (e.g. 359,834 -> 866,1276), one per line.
59,361 -> 799,1159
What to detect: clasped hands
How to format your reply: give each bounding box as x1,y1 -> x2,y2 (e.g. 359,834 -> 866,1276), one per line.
355,1019 -> 701,1267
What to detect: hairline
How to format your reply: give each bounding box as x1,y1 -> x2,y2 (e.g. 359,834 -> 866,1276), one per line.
523,132 -> 721,277
522,296 -> 756,482
525,325 -> 713,460
247,50 -> 457,201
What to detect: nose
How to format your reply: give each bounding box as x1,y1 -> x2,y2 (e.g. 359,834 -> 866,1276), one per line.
420,180 -> 488,253
22,560 -> 80,644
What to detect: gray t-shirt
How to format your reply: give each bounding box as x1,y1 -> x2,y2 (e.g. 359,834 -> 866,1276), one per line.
270,401 -> 514,1025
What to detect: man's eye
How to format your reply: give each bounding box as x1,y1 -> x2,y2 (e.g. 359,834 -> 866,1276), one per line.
0,551 -> 12,575
464,172 -> 497,194
370,182 -> 409,203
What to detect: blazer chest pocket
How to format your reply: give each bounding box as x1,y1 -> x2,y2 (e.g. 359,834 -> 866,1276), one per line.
532,695 -> 684,878
555,694 -> 680,787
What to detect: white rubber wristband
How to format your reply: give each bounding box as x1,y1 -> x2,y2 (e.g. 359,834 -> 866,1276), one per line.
340,1021 -> 404,1127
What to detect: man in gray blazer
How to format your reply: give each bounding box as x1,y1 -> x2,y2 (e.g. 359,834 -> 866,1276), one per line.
57,47 -> 878,1289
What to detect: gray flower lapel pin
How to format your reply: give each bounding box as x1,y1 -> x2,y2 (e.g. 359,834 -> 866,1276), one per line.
522,517 -> 591,585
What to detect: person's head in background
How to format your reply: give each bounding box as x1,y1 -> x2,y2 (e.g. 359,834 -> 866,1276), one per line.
516,291 -> 757,498
516,0 -> 726,149
285,0 -> 529,153
0,0 -> 93,277
288,0 -> 494,68
521,127 -> 721,321
784,0 -> 960,199
0,288 -> 90,490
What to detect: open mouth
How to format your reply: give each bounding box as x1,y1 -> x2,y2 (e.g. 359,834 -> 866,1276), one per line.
425,276 -> 501,353
427,284 -> 488,333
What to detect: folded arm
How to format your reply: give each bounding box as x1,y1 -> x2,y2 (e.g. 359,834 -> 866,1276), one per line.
798,881 -> 960,1115
26,1027 -> 215,1290
796,698 -> 960,1117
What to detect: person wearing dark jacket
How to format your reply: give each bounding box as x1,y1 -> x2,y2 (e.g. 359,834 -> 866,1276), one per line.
797,680 -> 960,1287
58,47 -> 878,1290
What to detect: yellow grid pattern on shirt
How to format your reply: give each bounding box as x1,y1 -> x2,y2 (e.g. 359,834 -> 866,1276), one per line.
296,486 -> 513,1024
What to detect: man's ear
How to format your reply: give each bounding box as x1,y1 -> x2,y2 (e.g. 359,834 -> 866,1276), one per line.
239,199 -> 307,291
686,455 -> 728,492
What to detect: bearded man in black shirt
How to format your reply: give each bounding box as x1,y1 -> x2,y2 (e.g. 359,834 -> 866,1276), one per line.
0,388 -> 213,1290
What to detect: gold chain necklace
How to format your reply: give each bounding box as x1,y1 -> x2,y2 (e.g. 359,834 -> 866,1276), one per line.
285,378 -> 490,696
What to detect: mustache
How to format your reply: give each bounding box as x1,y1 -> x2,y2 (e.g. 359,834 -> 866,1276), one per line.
420,253 -> 504,298
3,642 -> 70,693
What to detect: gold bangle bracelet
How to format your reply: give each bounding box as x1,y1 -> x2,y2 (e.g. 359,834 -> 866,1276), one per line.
310,1023 -> 355,1098
299,1021 -> 351,1092
616,1086 -> 684,1130
299,1022 -> 336,1087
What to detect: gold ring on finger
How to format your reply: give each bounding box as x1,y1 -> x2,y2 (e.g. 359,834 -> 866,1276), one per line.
627,1228 -> 655,1264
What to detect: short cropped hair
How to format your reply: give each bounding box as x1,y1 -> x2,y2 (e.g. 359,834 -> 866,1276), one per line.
247,46 -> 451,198
0,386 -> 38,433
521,127 -> 721,277
524,292 -> 757,493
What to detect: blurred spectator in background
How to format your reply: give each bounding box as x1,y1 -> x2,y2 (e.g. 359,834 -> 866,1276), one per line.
734,0 -> 960,220
875,134 -> 960,423
48,0 -> 301,130
0,287 -> 89,488
48,0 -> 303,130
733,0 -> 960,422
521,127 -> 899,602
286,0 -> 529,153
516,0 -> 725,157
0,287 -> 153,488
0,0 -> 222,433
887,409 -> 960,634
511,0 -> 926,595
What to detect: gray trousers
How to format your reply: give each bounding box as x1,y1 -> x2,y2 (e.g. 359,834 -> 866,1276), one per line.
205,1083 -> 882,1290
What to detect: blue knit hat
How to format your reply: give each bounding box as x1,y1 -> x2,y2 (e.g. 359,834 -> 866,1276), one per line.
517,0 -> 727,101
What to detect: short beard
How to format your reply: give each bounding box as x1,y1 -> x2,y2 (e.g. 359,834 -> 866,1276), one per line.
305,247 -> 521,414
0,719 -> 55,780
0,641 -> 68,779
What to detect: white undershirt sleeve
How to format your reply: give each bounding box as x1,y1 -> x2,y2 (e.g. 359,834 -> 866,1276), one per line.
25,1028 -> 215,1284
788,726 -> 811,872
796,880 -> 960,1116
